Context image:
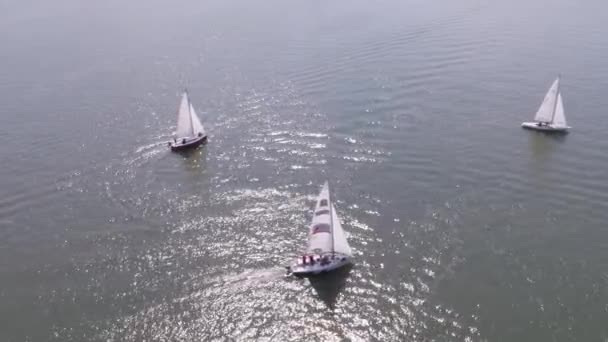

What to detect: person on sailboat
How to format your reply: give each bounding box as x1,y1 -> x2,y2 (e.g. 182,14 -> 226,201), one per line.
321,256 -> 329,266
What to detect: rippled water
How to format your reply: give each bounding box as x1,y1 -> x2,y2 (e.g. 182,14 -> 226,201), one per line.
1,0 -> 608,340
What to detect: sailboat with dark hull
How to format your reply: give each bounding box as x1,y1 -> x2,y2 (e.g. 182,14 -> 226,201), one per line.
170,91 -> 207,151
289,182 -> 353,276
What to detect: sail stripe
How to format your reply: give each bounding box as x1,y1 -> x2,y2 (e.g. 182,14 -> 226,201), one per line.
315,209 -> 330,216
312,223 -> 330,234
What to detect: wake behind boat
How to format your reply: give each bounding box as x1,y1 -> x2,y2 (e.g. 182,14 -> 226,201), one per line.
522,76 -> 570,133
289,182 -> 353,276
169,91 -> 207,151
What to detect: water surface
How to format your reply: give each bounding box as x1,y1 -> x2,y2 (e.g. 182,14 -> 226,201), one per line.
1,0 -> 608,340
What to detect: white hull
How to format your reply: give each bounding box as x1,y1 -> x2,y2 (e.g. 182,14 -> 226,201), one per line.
521,122 -> 569,133
290,255 -> 352,276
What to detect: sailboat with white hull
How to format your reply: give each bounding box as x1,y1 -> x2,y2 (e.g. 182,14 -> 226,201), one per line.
522,76 -> 570,133
289,182 -> 353,276
169,91 -> 207,151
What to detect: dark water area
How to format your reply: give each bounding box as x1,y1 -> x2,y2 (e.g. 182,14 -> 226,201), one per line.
1,0 -> 608,340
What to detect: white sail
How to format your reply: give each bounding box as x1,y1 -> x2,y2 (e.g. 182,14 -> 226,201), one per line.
552,93 -> 567,127
331,204 -> 352,256
175,92 -> 193,138
190,104 -> 206,136
534,78 -> 559,123
306,182 -> 352,256
306,182 -> 333,255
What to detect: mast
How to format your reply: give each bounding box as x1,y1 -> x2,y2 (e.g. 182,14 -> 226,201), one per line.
549,75 -> 561,124
328,182 -> 335,256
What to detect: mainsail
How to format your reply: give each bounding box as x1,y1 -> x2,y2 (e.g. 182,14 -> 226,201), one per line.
176,92 -> 193,138
307,182 -> 333,254
534,77 -> 560,123
306,182 -> 352,256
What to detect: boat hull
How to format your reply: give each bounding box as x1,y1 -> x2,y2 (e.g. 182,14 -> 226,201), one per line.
290,256 -> 352,276
170,135 -> 207,151
521,122 -> 569,133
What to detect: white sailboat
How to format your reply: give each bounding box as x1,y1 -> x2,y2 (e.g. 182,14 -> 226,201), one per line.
289,182 -> 353,276
521,76 -> 570,132
169,91 -> 207,151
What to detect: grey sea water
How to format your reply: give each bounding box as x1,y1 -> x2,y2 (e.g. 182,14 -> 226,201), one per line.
1,0 -> 608,340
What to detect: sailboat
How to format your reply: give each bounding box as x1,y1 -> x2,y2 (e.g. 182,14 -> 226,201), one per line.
169,91 -> 207,151
521,76 -> 570,133
289,182 -> 353,276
